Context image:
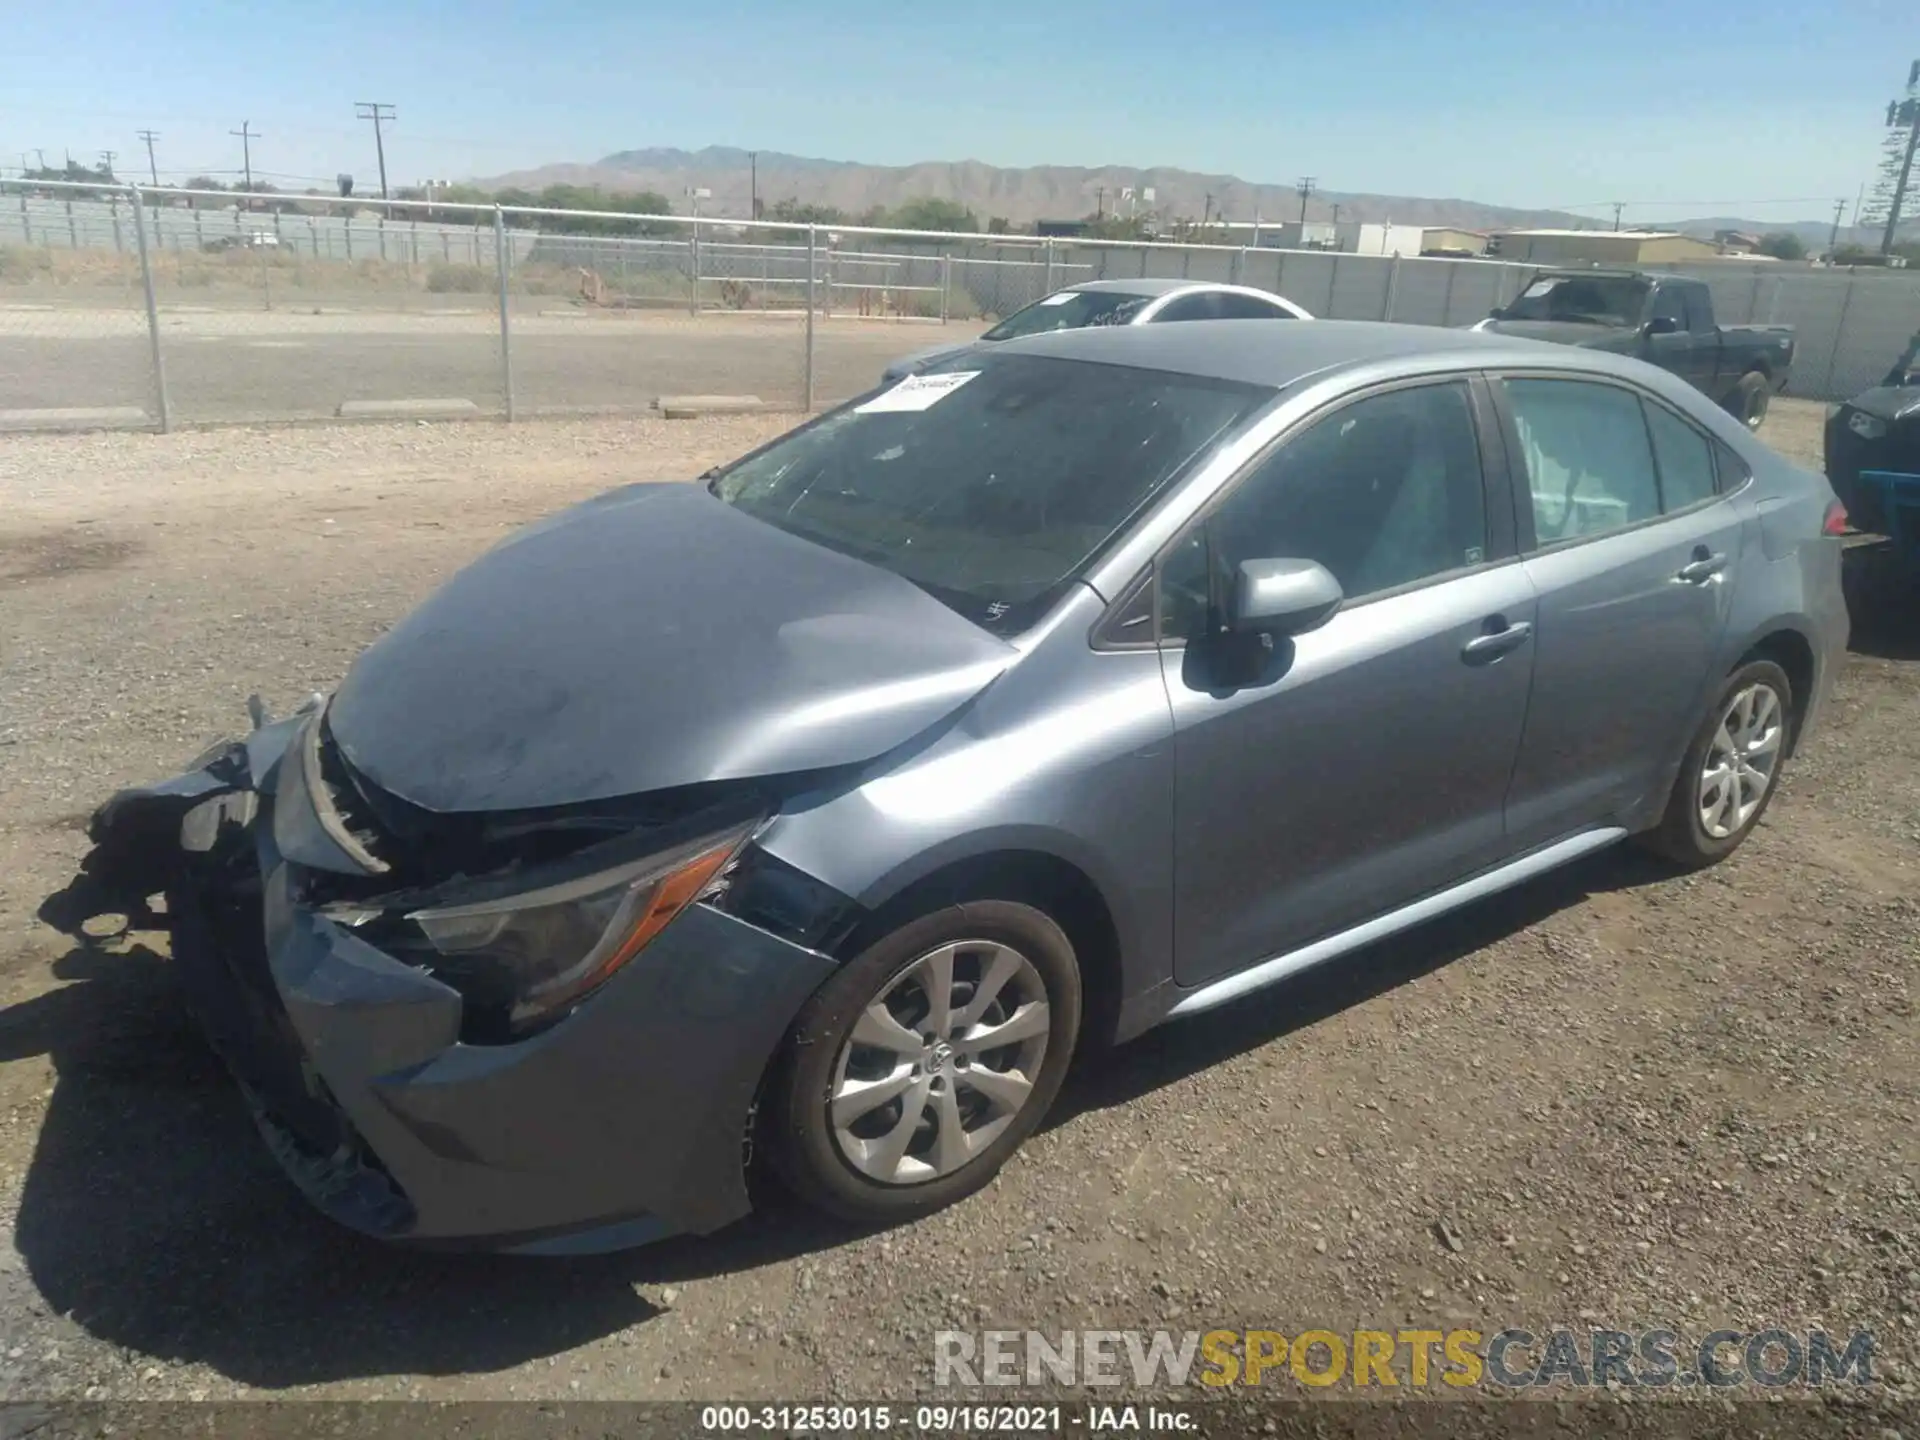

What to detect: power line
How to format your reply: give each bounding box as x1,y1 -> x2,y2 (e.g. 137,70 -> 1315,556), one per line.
355,102 -> 396,199
136,129 -> 159,185
1554,196 -> 1856,212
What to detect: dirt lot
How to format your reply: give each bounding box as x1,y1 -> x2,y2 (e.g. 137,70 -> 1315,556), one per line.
0,399 -> 1914,1405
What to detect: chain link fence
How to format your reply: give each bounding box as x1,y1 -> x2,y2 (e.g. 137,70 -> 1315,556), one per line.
5,177 -> 1918,431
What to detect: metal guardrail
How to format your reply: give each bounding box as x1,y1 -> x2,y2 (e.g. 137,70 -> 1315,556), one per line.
3,176 -> 1916,430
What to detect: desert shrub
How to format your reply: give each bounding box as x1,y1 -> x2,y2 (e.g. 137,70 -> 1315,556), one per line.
426,261 -> 491,293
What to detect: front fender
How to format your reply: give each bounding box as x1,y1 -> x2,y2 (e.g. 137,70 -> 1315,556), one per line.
755,590 -> 1177,1039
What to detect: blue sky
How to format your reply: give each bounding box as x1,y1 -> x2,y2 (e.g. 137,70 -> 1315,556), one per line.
3,0 -> 1910,225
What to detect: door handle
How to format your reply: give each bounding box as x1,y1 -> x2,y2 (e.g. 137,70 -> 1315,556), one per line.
1461,619 -> 1532,662
1675,552 -> 1727,584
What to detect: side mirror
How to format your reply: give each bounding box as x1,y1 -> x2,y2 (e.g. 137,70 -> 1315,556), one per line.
1644,315 -> 1682,337
1231,558 -> 1343,637
1488,306 -> 1508,320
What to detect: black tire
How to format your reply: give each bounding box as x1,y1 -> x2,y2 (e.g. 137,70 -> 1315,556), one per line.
762,900 -> 1082,1225
1733,370 -> 1771,431
1639,658 -> 1794,868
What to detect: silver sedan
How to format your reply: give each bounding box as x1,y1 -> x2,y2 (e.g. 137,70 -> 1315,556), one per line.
881,277 -> 1314,382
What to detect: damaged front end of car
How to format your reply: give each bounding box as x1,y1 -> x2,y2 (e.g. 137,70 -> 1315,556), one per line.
43,694 -> 866,1254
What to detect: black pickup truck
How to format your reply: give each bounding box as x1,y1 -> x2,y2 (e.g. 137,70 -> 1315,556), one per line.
1478,270 -> 1795,430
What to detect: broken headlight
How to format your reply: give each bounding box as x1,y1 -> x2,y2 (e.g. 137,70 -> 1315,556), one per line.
404,820 -> 757,1034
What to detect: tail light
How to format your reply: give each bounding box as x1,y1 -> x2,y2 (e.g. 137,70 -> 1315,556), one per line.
1822,500 -> 1849,537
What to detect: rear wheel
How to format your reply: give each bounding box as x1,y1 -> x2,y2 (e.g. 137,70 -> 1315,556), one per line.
1640,659 -> 1793,867
1733,370 -> 1771,431
763,900 -> 1081,1224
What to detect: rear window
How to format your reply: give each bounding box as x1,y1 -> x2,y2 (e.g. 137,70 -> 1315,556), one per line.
983,290 -> 1154,340
712,353 -> 1272,633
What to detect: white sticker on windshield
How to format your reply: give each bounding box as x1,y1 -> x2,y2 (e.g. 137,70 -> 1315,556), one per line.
856,370 -> 981,413
1039,291 -> 1080,306
1521,278 -> 1561,297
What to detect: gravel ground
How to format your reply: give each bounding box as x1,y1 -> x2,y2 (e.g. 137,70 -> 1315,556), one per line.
0,399 -> 1914,1407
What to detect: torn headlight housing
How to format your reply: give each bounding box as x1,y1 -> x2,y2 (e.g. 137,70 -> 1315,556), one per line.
395,819 -> 759,1038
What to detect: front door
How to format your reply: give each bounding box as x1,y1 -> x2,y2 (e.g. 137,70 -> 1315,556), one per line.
1159,378 -> 1537,988
1493,374 -> 1747,846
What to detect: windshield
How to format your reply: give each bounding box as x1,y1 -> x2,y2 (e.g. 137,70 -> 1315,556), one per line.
712,354 -> 1271,633
982,289 -> 1154,340
1502,275 -> 1649,327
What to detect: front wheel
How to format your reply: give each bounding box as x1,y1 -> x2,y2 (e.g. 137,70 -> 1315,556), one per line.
1732,370 -> 1771,431
1639,659 -> 1794,867
762,900 -> 1082,1225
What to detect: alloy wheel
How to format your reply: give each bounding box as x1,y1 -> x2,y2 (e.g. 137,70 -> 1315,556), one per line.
829,940 -> 1051,1185
1698,682 -> 1784,839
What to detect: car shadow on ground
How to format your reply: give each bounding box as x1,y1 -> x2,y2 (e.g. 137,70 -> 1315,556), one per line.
4,845 -> 1666,1388
1053,844 -> 1670,1121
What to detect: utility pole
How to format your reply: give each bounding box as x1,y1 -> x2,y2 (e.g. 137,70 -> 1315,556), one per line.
1828,197 -> 1847,259
749,150 -> 758,220
1201,192 -> 1213,228
1611,201 -> 1624,231
1885,97 -> 1920,256
230,120 -> 256,191
1296,176 -> 1316,227
355,102 -> 396,200
98,150 -> 116,178
33,148 -> 46,172
137,129 -> 160,185
1096,185 -> 1105,220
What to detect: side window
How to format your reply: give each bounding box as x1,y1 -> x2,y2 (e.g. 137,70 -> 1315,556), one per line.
1650,285 -> 1685,329
1214,293 -> 1294,320
1155,293 -> 1225,323
1684,284 -> 1716,333
1502,378 -> 1661,545
1643,400 -> 1717,511
1158,382 -> 1488,641
1712,437 -> 1752,492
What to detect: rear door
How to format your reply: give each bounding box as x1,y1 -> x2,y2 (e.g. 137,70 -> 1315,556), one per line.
1493,374 -> 1748,848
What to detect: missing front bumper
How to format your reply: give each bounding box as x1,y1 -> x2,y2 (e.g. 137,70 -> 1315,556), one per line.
54,713 -> 842,1251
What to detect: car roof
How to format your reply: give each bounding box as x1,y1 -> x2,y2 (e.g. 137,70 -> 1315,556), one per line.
1062,278 -> 1229,297
986,317 -> 1652,391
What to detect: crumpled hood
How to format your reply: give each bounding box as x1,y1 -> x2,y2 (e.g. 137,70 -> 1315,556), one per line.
327,483 -> 1015,813
881,340 -> 984,380
1479,318 -> 1638,350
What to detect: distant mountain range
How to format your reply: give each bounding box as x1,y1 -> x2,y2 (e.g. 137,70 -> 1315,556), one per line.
475,146 -> 1844,246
